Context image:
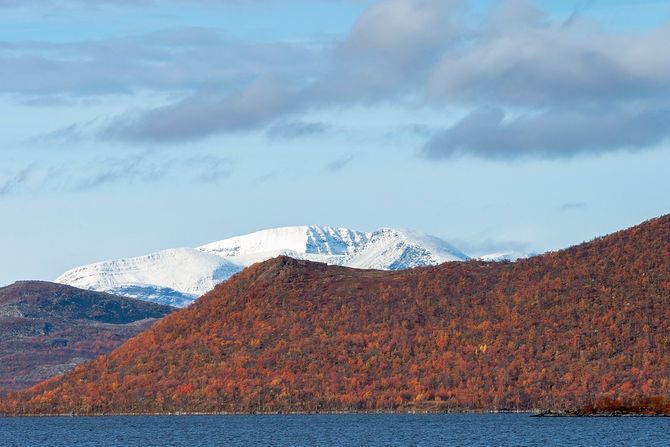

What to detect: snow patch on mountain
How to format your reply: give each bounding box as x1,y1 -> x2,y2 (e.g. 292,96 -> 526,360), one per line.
56,225 -> 521,308
55,248 -> 242,306
106,285 -> 198,309
198,225 -> 369,262
478,251 -> 530,262
345,228 -> 468,270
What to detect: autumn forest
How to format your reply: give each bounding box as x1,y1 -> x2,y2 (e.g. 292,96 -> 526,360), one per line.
1,215 -> 669,415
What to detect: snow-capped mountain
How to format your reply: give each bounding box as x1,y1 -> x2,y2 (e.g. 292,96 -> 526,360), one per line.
56,225 -> 482,307
197,226 -> 467,270
55,248 -> 240,307
198,226 -> 369,265
343,228 -> 468,270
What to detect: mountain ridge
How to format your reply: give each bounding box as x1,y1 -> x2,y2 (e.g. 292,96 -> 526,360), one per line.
0,281 -> 173,392
4,213 -> 668,414
56,225 -> 482,307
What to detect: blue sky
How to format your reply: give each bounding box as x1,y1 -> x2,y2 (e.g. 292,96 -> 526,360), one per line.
1,0 -> 669,285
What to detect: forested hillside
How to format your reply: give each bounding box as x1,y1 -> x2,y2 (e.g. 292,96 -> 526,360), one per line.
2,215 -> 669,414
0,281 -> 173,391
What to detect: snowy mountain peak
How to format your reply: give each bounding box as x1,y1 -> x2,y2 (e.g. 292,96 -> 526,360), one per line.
369,228 -> 468,259
55,248 -> 241,307
55,225 -> 519,307
198,225 -> 369,258
346,228 -> 469,270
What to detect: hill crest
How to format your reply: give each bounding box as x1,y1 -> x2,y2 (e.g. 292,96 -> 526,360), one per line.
55,225 -> 476,307
0,281 -> 173,392
2,214 -> 669,414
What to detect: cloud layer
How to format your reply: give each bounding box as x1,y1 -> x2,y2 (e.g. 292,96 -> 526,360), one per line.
4,0 -> 670,158
0,154 -> 233,196
423,105 -> 670,160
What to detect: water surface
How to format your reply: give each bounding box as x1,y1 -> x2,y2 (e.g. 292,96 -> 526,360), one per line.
1,413 -> 668,446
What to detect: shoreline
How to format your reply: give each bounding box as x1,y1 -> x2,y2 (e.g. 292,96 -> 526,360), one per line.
6,410 -> 670,419
4,409 -> 670,418
0,409 -> 534,418
532,410 -> 670,418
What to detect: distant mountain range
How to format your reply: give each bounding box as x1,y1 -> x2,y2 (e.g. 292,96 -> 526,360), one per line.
0,281 -> 173,391
56,225 -> 525,307
5,214 -> 669,415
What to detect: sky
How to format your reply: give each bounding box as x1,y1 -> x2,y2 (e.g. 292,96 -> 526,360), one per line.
1,0 -> 669,286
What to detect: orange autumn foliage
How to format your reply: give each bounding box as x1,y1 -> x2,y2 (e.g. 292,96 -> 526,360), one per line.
1,214 -> 670,414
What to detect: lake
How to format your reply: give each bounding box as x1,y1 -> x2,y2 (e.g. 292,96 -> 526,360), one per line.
0,413 -> 669,446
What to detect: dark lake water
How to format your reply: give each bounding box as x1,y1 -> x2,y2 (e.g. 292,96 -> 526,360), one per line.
1,413 -> 669,446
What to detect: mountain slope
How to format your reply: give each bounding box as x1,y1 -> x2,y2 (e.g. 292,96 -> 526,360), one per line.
56,248 -> 241,307
0,281 -> 173,392
344,228 -> 468,270
4,214 -> 669,414
198,225 -> 369,260
57,225 -> 472,307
